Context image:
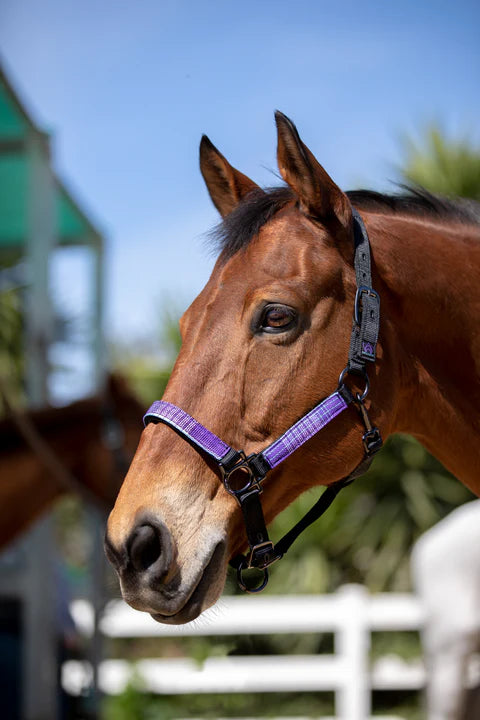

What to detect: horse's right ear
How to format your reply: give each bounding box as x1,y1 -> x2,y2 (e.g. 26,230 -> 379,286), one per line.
200,135 -> 259,217
275,111 -> 351,230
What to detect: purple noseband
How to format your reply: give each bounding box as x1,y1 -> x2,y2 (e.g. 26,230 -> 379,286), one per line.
144,391 -> 348,472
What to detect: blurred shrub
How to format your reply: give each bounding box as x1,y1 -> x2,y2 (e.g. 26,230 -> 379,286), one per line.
0,281 -> 24,413
103,688 -> 335,720
401,125 -> 480,199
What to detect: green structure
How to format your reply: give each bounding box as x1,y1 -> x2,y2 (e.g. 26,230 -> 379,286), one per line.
0,64 -> 105,720
0,63 -> 104,404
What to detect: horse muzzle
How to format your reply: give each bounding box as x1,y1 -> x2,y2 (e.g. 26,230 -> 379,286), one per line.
105,515 -> 228,623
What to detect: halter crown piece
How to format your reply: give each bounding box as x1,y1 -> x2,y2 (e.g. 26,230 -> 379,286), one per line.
144,207 -> 382,592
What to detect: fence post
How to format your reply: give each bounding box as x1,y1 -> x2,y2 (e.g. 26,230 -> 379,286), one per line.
335,584 -> 371,720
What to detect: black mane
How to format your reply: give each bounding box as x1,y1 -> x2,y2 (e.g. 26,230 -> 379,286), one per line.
347,187 -> 480,225
209,185 -> 480,260
209,187 -> 293,259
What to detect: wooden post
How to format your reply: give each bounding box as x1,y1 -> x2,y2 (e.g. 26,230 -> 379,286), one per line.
335,584 -> 371,720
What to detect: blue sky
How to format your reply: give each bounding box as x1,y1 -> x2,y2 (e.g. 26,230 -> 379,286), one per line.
1,0 -> 479,349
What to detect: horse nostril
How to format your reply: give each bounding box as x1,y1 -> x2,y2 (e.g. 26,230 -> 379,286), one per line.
129,524 -> 162,572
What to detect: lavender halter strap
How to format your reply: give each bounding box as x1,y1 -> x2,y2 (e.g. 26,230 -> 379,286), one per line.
143,400 -> 232,462
144,390 -> 349,472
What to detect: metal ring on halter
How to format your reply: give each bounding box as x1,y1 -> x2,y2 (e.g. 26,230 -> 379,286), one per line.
236,563 -> 269,594
222,461 -> 257,496
338,366 -> 370,401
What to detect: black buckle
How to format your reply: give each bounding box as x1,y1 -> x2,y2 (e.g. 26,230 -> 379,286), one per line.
235,542 -> 281,594
362,427 -> 383,456
247,540 -> 278,570
354,286 -> 379,325
354,392 -> 383,457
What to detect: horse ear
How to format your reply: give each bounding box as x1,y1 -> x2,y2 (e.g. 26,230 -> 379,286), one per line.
200,135 -> 260,217
275,111 -> 351,229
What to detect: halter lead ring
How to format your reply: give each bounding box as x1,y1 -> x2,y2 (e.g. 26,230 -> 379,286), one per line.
143,207 -> 382,592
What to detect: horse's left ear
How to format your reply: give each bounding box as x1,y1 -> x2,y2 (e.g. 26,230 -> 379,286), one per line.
275,111 -> 352,229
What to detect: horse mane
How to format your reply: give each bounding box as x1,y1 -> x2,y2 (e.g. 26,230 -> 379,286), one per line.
210,185 -> 480,260
347,187 -> 480,226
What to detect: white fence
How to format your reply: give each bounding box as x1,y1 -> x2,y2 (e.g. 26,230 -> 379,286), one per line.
66,585 -> 427,720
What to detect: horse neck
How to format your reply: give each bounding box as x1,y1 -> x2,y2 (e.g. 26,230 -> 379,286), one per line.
2,396 -> 103,452
369,211 -> 480,494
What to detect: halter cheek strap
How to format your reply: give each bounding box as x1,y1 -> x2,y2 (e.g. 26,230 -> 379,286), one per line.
143,207 -> 382,593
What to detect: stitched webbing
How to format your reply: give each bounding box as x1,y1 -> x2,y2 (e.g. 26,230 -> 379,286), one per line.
144,391 -> 351,473
348,209 -> 380,373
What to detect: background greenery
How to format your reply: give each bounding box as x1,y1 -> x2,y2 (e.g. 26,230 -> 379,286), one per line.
0,270 -> 24,412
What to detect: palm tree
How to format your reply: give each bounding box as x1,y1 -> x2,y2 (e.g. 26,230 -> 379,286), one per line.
401,125 -> 480,199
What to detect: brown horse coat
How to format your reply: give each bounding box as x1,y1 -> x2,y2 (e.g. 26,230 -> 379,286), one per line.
0,375 -> 143,548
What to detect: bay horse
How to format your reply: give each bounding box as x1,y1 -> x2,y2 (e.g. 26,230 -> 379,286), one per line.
0,374 -> 143,548
106,112 -> 480,624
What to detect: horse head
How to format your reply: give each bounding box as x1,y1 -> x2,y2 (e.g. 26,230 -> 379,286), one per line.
106,113 -> 396,623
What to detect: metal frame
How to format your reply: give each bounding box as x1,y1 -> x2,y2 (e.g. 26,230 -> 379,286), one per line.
0,63 -> 106,720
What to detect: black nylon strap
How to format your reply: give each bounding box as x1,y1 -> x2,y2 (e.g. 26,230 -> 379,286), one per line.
230,451 -> 377,575
352,207 -> 373,289
348,209 -> 380,374
248,453 -> 271,478
219,448 -> 246,473
272,477 -> 352,559
237,487 -> 271,551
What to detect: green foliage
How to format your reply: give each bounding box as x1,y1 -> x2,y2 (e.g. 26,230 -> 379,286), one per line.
0,279 -> 24,413
401,126 -> 480,199
103,688 -> 335,720
111,299 -> 182,405
111,353 -> 171,406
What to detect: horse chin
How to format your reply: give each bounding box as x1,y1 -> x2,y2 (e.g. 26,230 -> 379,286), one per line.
122,537 -> 228,625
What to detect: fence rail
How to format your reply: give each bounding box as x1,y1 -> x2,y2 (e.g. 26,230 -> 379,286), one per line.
66,585 -> 427,720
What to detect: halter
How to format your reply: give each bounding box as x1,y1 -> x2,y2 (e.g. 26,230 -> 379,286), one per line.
143,208 -> 382,592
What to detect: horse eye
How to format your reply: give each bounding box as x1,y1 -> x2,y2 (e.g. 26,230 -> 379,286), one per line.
260,304 -> 296,333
